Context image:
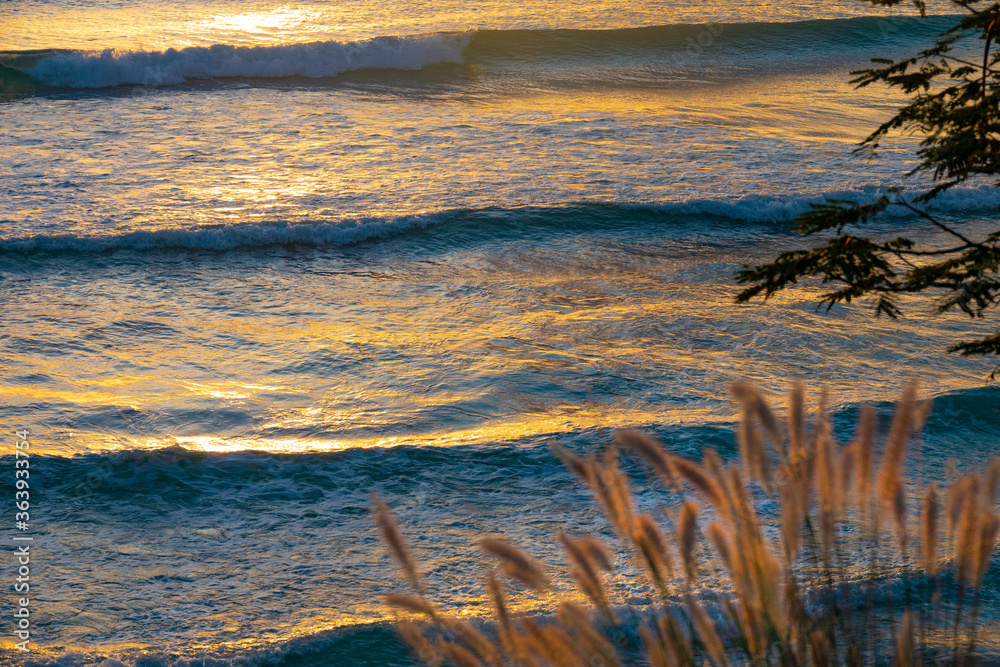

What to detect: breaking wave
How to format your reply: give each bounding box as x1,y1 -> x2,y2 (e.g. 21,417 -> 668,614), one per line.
16,15 -> 956,89
25,32 -> 473,87
1,185 -> 997,255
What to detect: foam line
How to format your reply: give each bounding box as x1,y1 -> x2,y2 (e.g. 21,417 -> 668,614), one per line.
27,32 -> 472,88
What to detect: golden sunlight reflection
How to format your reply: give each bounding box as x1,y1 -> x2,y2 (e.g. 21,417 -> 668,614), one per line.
197,8 -> 323,42
172,405 -> 727,453
0,386 -> 127,405
182,382 -> 250,400
3,244 -> 990,459
7,0 -> 1000,662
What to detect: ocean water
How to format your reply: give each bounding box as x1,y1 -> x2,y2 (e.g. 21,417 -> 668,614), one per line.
2,1 -> 999,664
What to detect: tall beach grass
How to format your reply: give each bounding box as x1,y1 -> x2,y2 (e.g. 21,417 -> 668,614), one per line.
373,382 -> 1000,665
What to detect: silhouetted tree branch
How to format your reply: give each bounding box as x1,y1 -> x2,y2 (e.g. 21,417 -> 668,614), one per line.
735,0 -> 1000,376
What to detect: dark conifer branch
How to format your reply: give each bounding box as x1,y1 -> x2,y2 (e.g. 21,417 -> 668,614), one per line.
735,0 -> 1000,374
894,201 -> 982,248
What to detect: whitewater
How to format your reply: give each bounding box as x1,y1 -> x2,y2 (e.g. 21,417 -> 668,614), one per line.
1,0 -> 998,664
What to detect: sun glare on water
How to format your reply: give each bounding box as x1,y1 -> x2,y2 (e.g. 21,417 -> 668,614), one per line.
207,10 -> 307,33
196,7 -> 328,45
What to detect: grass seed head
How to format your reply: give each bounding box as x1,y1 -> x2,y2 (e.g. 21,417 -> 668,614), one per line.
672,456 -> 724,510
789,381 -> 806,462
480,539 -> 551,592
559,533 -> 616,622
921,485 -> 940,575
780,478 -> 803,563
877,382 -> 917,509
398,620 -> 443,667
896,611 -> 914,667
854,405 -> 876,516
442,642 -> 485,667
677,501 -> 699,582
685,593 -> 730,667
385,593 -> 437,618
705,521 -> 732,572
443,619 -> 502,667
634,514 -> 676,584
975,511 -> 1000,586
616,430 -> 680,492
985,457 -> 1000,508
548,441 -> 595,488
372,493 -> 420,590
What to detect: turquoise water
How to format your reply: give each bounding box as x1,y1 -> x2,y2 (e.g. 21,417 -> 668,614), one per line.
1,1 -> 998,664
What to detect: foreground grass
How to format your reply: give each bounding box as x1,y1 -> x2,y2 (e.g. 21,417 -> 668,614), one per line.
373,382 -> 999,666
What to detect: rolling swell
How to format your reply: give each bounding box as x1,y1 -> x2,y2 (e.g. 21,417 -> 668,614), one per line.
24,32 -> 473,88
0,357 -> 991,665
467,14 -> 950,61
17,15 -> 956,89
1,186 -> 997,255
9,385 -> 998,667
18,386 -> 999,522
24,384 -> 1000,493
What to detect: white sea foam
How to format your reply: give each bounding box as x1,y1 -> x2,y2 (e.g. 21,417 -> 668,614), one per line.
0,211 -> 460,253
659,184 -> 1000,222
2,186 -> 998,254
27,33 -> 472,88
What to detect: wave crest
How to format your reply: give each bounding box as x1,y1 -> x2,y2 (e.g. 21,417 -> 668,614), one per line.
26,32 -> 472,88
17,15 -> 957,89
2,186 -> 998,255
0,211 -> 460,253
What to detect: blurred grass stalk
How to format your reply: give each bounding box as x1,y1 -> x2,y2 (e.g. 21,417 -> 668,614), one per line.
374,381 -> 1000,666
